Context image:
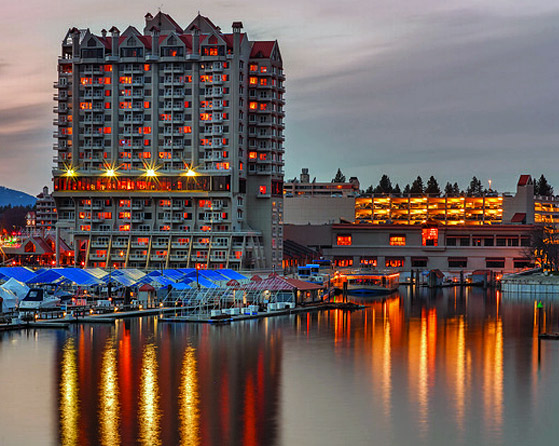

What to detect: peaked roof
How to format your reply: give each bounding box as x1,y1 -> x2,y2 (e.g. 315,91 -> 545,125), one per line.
250,41 -> 275,58
185,14 -> 220,33
518,175 -> 532,186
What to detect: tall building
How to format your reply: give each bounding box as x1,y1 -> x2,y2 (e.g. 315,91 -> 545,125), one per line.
53,12 -> 285,270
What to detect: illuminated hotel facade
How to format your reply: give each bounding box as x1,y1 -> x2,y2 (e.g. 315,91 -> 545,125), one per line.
53,12 -> 285,270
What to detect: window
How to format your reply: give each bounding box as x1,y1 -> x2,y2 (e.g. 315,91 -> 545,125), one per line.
514,259 -> 533,269
486,258 -> 505,268
448,258 -> 467,268
336,235 -> 352,246
389,235 -> 406,246
334,257 -> 353,268
259,185 -> 267,195
412,258 -> 428,268
422,227 -> 438,246
360,257 -> 377,267
385,257 -> 404,268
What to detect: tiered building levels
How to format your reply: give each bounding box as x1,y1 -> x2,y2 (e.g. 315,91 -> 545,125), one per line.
53,12 -> 285,270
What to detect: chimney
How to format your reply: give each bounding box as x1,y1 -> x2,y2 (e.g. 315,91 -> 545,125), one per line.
151,26 -> 160,58
110,26 -> 120,58
71,28 -> 80,58
232,21 -> 243,54
192,26 -> 200,55
101,29 -> 107,38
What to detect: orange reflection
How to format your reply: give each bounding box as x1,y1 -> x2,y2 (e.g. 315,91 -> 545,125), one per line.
99,337 -> 120,446
179,345 -> 200,446
60,338 -> 79,446
139,343 -> 161,446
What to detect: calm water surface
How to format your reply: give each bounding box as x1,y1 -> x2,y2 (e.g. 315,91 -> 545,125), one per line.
1,287 -> 559,445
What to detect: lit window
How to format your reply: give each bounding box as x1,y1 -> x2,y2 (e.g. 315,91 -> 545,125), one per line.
103,127 -> 111,134
249,77 -> 258,85
360,257 -> 377,267
260,66 -> 267,73
259,185 -> 267,195
144,64 -> 150,71
385,258 -> 404,268
389,235 -> 406,246
200,113 -> 212,121
144,101 -> 151,109
422,227 -> 439,246
336,235 -> 352,246
249,64 -> 258,72
260,78 -> 267,86
249,102 -> 257,110
103,65 -> 112,72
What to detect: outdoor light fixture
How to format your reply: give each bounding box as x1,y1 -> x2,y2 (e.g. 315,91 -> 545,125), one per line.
65,168 -> 76,177
186,169 -> 196,177
105,168 -> 116,177
146,168 -> 156,177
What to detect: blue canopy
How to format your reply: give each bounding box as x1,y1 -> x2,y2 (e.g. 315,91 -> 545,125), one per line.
218,269 -> 249,281
26,269 -> 69,285
0,267 -> 37,282
24,268 -> 102,286
171,282 -> 191,290
147,269 -> 185,280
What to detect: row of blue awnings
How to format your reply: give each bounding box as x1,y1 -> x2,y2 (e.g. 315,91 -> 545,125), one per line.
0,266 -> 247,288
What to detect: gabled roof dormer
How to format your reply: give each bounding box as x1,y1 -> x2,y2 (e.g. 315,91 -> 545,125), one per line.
160,31 -> 186,57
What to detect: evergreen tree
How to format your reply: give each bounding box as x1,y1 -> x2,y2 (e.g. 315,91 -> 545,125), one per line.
425,176 -> 441,196
536,174 -> 554,196
373,174 -> 393,194
453,182 -> 461,196
403,184 -> 411,195
466,176 -> 484,197
410,176 -> 424,194
365,185 -> 374,194
393,184 -> 402,196
332,168 -> 346,183
444,182 -> 454,196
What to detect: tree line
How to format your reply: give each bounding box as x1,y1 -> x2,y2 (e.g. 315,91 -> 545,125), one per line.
331,170 -> 554,197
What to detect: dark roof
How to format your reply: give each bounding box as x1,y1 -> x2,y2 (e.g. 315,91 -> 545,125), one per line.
250,41 -> 275,58
518,175 -> 532,186
283,239 -> 320,260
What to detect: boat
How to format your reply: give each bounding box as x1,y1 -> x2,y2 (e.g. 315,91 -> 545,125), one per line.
297,264 -> 330,285
332,271 -> 400,295
18,288 -> 61,310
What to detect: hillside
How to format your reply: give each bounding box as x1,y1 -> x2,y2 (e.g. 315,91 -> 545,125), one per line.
0,186 -> 37,207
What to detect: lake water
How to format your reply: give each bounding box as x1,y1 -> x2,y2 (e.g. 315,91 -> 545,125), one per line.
1,287 -> 559,445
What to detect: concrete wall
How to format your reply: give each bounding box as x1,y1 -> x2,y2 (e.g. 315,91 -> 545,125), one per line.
284,196 -> 355,224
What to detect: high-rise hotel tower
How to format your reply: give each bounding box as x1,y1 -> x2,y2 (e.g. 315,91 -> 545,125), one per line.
53,12 -> 285,270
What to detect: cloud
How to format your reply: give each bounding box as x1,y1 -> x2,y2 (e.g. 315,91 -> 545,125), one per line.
0,103 -> 52,193
284,10 -> 559,192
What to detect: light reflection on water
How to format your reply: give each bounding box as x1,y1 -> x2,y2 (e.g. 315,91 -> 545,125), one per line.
139,342 -> 161,446
179,345 -> 200,446
3,287 -> 559,445
99,337 -> 120,446
59,338 -> 79,446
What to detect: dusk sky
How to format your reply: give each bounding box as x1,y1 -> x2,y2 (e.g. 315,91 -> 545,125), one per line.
1,0 -> 558,194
